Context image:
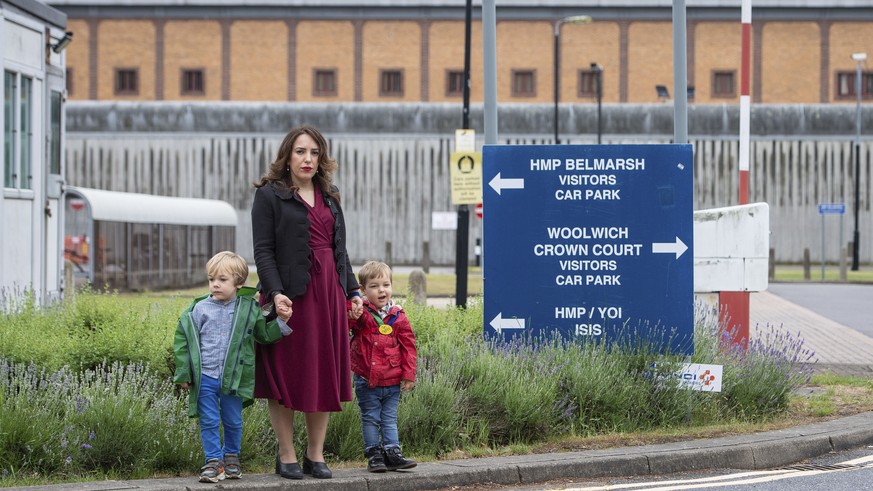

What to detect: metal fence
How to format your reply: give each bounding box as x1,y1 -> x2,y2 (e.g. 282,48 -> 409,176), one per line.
65,102 -> 872,265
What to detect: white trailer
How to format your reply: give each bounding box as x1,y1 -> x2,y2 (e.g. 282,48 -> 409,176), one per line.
1,0 -> 68,305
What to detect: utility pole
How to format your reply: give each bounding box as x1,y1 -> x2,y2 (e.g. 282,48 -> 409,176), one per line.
454,0 -> 473,308
851,52 -> 866,271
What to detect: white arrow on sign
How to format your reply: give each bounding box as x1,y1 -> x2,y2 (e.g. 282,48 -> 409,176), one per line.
489,313 -> 526,334
488,173 -> 525,195
651,236 -> 688,259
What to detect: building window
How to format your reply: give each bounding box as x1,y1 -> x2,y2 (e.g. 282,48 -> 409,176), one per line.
181,69 -> 204,96
578,70 -> 597,97
4,71 -> 33,190
836,71 -> 873,99
66,67 -> 73,96
313,69 -> 337,97
712,70 -> 736,98
115,68 -> 139,96
511,69 -> 536,97
49,91 -> 63,175
380,69 -> 404,97
446,70 -> 465,97
3,72 -> 14,187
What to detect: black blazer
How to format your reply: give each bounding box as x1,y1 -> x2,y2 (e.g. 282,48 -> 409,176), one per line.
251,182 -> 358,300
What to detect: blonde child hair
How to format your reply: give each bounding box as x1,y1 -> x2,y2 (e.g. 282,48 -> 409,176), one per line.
206,251 -> 249,287
357,260 -> 392,286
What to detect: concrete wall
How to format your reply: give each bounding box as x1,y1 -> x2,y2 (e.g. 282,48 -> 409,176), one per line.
65,102 -> 873,266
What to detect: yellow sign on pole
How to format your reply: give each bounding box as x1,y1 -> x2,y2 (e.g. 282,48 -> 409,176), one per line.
449,151 -> 483,205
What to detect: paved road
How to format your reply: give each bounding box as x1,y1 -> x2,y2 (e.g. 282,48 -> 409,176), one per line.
766,283 -> 873,339
475,446 -> 873,491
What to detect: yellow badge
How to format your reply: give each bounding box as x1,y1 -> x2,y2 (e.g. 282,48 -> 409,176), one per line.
379,325 -> 393,335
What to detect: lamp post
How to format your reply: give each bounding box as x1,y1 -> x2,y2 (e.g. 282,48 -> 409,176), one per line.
553,15 -> 592,144
590,63 -> 603,144
852,52 -> 866,271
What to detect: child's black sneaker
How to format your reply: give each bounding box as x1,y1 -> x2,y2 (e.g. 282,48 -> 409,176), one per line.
199,458 -> 226,483
382,446 -> 416,471
224,453 -> 241,479
365,446 -> 387,473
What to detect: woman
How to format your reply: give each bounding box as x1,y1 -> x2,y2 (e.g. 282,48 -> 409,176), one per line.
251,125 -> 363,480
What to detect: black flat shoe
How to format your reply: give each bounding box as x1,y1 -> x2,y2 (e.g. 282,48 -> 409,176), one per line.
275,455 -> 303,479
302,454 -> 332,479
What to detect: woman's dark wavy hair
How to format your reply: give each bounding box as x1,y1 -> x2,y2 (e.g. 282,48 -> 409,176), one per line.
253,125 -> 340,202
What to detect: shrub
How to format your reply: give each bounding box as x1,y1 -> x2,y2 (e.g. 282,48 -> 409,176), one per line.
0,289 -> 186,378
0,292 -> 816,485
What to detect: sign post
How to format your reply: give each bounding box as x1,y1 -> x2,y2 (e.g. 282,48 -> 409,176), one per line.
483,144 -> 694,355
817,202 -> 846,281
451,130 -> 482,309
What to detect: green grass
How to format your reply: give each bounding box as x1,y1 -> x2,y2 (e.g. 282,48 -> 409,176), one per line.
388,268 -> 484,297
125,265 -> 872,296
809,372 -> 873,388
771,265 -> 873,283
126,268 -> 486,300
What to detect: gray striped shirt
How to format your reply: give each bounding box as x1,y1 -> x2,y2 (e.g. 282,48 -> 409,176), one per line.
193,296 -> 235,379
193,295 -> 292,379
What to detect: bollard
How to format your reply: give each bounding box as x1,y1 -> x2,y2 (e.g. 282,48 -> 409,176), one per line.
475,237 -> 482,267
840,246 -> 847,281
422,241 -> 430,274
803,248 -> 811,280
408,269 -> 427,305
385,241 -> 393,268
64,259 -> 75,300
768,247 -> 775,281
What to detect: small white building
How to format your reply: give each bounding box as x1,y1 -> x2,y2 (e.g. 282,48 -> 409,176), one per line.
1,0 -> 69,304
64,186 -> 237,292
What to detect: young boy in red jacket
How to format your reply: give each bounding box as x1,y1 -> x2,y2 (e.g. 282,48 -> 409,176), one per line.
348,261 -> 417,472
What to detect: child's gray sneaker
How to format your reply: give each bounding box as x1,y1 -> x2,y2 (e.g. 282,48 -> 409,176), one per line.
224,453 -> 242,479
199,458 -> 226,483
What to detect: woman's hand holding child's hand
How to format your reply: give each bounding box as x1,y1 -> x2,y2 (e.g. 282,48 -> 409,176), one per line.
276,298 -> 293,323
349,295 -> 364,318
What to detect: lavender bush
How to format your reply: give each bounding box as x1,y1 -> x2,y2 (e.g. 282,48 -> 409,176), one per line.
691,302 -> 816,418
0,360 -> 199,480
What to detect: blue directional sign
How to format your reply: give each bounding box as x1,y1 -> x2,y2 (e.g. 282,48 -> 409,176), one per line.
483,144 -> 694,355
817,203 -> 846,215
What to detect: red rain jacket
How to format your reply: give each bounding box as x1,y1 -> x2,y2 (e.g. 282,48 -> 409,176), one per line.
349,301 -> 417,388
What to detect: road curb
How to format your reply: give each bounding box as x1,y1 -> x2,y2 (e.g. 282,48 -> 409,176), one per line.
12,412 -> 873,491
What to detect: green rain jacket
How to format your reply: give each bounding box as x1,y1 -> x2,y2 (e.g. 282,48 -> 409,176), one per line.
173,286 -> 285,418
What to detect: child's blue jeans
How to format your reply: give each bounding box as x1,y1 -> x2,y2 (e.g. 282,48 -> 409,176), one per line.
197,374 -> 243,462
354,374 -> 401,452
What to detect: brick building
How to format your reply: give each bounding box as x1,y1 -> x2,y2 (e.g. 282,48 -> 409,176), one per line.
50,0 -> 873,105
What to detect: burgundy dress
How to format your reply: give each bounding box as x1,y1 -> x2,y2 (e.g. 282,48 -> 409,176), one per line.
254,190 -> 353,412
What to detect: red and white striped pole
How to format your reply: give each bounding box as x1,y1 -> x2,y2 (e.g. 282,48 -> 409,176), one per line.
720,0 -> 752,350
738,0 -> 751,205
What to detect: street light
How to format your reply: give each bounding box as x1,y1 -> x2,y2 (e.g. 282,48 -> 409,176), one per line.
554,15 -> 592,144
590,63 -> 603,144
851,52 -> 866,271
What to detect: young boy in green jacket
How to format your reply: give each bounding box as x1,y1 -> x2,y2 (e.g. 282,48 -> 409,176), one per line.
174,251 -> 292,483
